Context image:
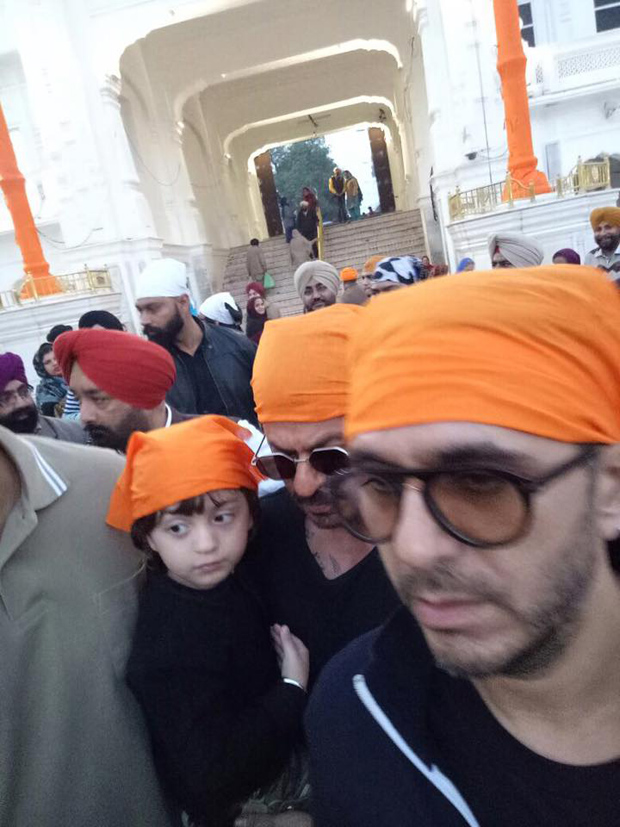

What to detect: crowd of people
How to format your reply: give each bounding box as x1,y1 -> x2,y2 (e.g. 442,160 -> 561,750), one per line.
0,203 -> 619,827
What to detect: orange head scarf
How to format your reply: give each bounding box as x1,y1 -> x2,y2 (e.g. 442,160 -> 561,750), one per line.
340,267 -> 359,283
590,207 -> 620,230
106,415 -> 262,531
346,265 -> 620,444
361,255 -> 384,276
252,304 -> 363,423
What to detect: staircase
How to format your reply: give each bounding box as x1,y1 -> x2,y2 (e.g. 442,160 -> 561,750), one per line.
222,209 -> 427,317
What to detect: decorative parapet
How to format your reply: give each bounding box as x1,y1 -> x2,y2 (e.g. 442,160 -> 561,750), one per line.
529,33 -> 620,100
448,158 -> 611,221
0,266 -> 112,311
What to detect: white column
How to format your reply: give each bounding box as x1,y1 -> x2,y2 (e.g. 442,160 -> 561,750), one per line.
99,75 -> 157,239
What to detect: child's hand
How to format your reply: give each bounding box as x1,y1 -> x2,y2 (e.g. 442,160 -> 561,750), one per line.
271,624 -> 309,690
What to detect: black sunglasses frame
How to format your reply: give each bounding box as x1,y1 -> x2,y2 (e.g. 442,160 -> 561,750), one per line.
333,445 -> 598,549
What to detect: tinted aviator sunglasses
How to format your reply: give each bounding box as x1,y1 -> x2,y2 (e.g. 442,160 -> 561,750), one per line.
252,437 -> 350,481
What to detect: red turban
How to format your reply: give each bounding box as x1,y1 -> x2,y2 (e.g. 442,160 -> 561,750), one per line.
54,329 -> 176,410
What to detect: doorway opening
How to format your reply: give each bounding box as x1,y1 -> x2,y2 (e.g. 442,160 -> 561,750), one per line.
253,124 -> 394,237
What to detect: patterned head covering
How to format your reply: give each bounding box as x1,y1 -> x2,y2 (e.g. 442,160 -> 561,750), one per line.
373,256 -> 425,286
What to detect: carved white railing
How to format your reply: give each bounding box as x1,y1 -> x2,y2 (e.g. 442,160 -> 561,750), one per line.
529,32 -> 620,97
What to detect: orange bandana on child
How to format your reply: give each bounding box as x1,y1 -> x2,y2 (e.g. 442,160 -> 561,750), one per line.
106,415 -> 262,531
346,266 -> 620,444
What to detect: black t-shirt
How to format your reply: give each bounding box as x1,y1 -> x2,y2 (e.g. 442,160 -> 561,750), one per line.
127,572 -> 305,827
174,340 -> 228,416
242,489 -> 400,684
428,668 -> 620,826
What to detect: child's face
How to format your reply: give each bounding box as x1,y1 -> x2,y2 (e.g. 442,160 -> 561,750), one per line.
147,490 -> 252,590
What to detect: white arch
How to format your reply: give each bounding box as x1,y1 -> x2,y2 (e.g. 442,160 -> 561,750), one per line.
224,95 -> 399,157
173,39 -> 402,121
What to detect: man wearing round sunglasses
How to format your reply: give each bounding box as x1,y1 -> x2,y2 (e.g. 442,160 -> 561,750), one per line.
307,266 -> 620,826
245,304 -> 399,686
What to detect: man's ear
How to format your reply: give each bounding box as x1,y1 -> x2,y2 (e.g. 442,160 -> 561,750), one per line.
595,444 -> 620,541
177,294 -> 191,313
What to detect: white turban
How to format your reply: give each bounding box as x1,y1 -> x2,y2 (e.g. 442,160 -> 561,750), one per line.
134,258 -> 189,300
294,260 -> 340,299
198,292 -> 241,326
488,233 -> 544,268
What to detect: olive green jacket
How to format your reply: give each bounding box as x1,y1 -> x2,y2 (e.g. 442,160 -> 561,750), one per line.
0,428 -> 177,826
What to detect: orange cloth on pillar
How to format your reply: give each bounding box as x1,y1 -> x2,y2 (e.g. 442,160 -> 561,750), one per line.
252,304 -> 363,423
106,415 -> 262,531
346,266 -> 620,444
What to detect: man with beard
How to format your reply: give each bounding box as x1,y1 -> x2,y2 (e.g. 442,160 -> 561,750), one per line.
54,329 -> 177,451
293,260 -> 340,314
585,206 -> 620,277
245,305 -> 399,687
0,352 -> 86,442
307,266 -> 620,826
134,258 -> 257,424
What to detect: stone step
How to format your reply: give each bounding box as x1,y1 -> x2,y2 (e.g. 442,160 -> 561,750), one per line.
222,208 -> 427,318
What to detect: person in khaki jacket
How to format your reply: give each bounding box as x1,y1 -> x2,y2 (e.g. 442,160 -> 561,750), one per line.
0,426 -> 178,827
246,238 -> 268,282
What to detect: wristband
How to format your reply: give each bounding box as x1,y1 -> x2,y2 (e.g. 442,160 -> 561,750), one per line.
282,677 -> 307,693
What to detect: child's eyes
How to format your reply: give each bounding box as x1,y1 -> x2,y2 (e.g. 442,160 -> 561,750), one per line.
213,511 -> 235,525
167,522 -> 189,536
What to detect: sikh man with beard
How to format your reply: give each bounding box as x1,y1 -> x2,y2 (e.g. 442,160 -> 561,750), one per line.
0,352 -> 86,442
307,266 -> 620,826
293,261 -> 341,313
134,259 -> 257,424
54,329 -> 178,451
585,206 -> 620,277
244,305 -> 399,687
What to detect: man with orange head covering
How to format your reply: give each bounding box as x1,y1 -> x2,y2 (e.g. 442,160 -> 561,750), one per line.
360,254 -> 384,298
246,304 -> 399,685
338,267 -> 368,306
307,266 -> 620,826
54,329 -> 180,451
585,206 -> 620,276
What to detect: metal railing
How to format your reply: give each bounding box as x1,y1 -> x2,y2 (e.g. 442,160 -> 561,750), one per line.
0,267 -> 113,311
448,158 -> 611,222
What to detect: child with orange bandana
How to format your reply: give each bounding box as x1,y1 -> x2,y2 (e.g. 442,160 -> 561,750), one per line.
106,416 -> 309,827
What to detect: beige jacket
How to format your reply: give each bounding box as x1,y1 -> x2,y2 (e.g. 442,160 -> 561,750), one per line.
246,245 -> 268,278
0,428 -> 176,827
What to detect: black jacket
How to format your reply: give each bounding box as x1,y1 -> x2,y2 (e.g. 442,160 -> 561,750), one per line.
296,209 -> 319,242
306,608 -> 480,827
166,319 -> 258,425
127,572 -> 306,827
242,490 -> 400,686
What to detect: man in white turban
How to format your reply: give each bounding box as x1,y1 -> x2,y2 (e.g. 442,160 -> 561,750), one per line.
294,260 -> 341,313
488,232 -> 545,269
134,258 -> 258,424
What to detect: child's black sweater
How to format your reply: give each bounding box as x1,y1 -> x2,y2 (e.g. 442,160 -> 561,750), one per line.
127,571 -> 306,827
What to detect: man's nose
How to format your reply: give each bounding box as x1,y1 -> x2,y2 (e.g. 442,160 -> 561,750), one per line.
292,460 -> 324,499
14,395 -> 32,412
390,486 -> 462,570
78,398 -> 98,425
